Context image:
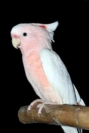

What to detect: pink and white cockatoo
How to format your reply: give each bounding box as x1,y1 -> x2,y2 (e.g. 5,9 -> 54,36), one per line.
11,21 -> 85,133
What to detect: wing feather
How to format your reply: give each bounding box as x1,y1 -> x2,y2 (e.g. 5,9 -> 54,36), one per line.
40,48 -> 76,104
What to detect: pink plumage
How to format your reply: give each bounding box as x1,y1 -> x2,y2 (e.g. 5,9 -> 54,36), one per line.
11,21 -> 85,133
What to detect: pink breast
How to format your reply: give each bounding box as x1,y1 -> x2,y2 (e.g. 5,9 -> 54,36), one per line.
23,52 -> 62,104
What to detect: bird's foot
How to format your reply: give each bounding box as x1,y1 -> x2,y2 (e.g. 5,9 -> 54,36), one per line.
37,102 -> 58,115
27,99 -> 43,112
28,100 -> 61,115
37,103 -> 45,115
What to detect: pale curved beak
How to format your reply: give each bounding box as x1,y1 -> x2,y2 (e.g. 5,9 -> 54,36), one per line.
12,38 -> 21,49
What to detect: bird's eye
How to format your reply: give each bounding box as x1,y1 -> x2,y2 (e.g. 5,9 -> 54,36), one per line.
23,32 -> 27,36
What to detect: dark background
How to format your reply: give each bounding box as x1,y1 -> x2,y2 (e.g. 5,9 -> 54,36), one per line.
3,1 -> 88,133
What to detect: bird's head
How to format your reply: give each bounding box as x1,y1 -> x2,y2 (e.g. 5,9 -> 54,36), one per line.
11,21 -> 59,54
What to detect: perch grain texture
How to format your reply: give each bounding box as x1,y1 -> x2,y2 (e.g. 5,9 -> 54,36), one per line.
18,104 -> 89,130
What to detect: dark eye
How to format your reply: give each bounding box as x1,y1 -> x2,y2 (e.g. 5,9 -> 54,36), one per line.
23,32 -> 27,36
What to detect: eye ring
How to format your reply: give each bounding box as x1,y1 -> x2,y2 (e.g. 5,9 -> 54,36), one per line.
23,32 -> 27,36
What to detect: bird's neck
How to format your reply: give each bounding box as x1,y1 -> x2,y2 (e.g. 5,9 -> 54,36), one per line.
21,37 -> 52,57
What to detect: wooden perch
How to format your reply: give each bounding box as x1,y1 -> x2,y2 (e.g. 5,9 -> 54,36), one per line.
18,103 -> 89,130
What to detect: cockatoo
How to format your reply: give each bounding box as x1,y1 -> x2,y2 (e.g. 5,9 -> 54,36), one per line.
11,21 -> 85,133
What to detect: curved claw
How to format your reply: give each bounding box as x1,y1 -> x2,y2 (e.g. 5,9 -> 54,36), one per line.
37,102 -> 61,115
37,104 -> 45,115
27,99 -> 43,112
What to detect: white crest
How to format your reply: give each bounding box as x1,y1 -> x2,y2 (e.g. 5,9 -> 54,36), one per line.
33,21 -> 59,42
45,21 -> 59,42
33,21 -> 59,32
45,21 -> 59,32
